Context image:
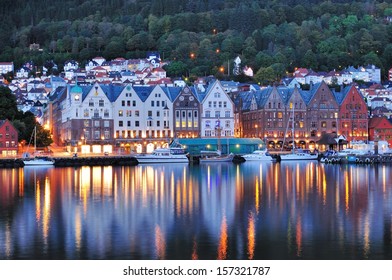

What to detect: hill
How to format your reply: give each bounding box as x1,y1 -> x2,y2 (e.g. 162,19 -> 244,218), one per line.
1,0 -> 392,81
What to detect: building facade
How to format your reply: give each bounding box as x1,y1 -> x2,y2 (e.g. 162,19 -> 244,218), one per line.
0,119 -> 18,157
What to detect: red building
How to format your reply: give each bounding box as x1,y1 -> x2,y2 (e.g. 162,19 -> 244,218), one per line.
368,116 -> 392,146
0,119 -> 18,157
335,85 -> 368,142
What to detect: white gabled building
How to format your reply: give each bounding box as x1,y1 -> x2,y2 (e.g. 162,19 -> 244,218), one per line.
199,80 -> 235,138
61,83 -> 114,151
112,84 -> 143,140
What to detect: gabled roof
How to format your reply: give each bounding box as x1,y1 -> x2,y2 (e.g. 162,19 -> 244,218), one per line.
276,86 -> 294,105
133,86 -> 154,102
161,86 -> 181,101
369,116 -> 392,129
100,84 -> 124,102
235,91 -> 253,111
299,82 -> 323,105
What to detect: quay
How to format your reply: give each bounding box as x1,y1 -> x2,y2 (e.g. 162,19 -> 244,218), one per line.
0,156 -> 139,168
320,154 -> 392,164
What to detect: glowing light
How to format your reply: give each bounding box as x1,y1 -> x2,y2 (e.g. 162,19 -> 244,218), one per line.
217,216 -> 228,260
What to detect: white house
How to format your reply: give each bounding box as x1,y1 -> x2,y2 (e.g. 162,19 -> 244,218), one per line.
0,62 -> 14,74
199,80 -> 235,138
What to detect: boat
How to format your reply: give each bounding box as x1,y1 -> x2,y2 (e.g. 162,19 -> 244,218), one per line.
280,103 -> 318,161
199,150 -> 234,163
280,149 -> 318,161
22,126 -> 55,166
242,149 -> 276,161
133,147 -> 189,164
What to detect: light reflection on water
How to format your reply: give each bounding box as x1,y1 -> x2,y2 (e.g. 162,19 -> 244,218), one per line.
1,162 -> 392,260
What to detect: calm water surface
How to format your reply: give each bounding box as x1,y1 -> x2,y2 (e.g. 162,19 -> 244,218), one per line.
1,162 -> 392,260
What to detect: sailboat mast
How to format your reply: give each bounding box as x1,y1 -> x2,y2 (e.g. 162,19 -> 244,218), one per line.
292,103 -> 295,153
34,126 -> 36,152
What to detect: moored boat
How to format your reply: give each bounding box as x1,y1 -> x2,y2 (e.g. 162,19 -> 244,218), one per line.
242,150 -> 276,162
280,150 -> 318,161
133,147 -> 189,164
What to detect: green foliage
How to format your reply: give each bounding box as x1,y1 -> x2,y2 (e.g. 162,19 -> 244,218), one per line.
0,1 -> 392,82
0,86 -> 18,120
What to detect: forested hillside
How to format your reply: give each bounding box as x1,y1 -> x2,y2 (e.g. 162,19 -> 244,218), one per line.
1,0 -> 392,81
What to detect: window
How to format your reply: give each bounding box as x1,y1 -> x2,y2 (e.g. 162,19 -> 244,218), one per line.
205,111 -> 210,118
104,109 -> 109,117
135,111 -> 139,117
94,130 -> 100,139
119,121 -> 123,127
133,100 -> 136,106
122,100 -> 125,106
119,110 -> 123,117
93,109 -> 99,118
321,121 -> 327,128
94,121 -> 100,127
104,121 -> 110,127
205,121 -> 211,128
215,111 -> 220,118
135,121 -> 139,127
89,99 -> 94,106
84,109 -> 89,117
151,100 -> 154,107
225,111 -> 230,117
148,111 -> 152,117
104,130 -> 110,139
84,120 -> 90,127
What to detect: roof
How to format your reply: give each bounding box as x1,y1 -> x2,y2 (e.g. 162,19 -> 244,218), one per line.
177,138 -> 264,146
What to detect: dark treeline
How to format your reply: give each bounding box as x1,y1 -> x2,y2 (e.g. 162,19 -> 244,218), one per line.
1,0 -> 392,83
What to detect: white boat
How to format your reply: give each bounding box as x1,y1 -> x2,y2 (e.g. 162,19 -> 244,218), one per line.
22,126 -> 55,166
199,152 -> 234,163
242,150 -> 276,161
134,147 -> 189,164
23,156 -> 55,166
280,150 -> 318,161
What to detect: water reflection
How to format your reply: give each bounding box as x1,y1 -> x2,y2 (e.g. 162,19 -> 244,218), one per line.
1,162 -> 392,259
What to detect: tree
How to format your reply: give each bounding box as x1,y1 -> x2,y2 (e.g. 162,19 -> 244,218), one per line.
0,86 -> 18,120
254,66 -> 276,85
163,61 -> 188,76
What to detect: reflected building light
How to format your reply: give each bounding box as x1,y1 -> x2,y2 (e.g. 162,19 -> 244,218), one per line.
345,171 -> 350,212
192,238 -> 198,260
43,176 -> 51,243
217,216 -> 228,260
35,182 -> 41,222
247,212 -> 255,260
322,174 -> 327,205
155,225 -> 166,260
363,213 -> 370,258
103,166 -> 113,197
296,216 -> 302,257
92,166 -> 103,199
75,209 -> 82,251
335,181 -> 340,215
255,178 -> 260,214
382,166 -> 386,193
80,166 -> 91,214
